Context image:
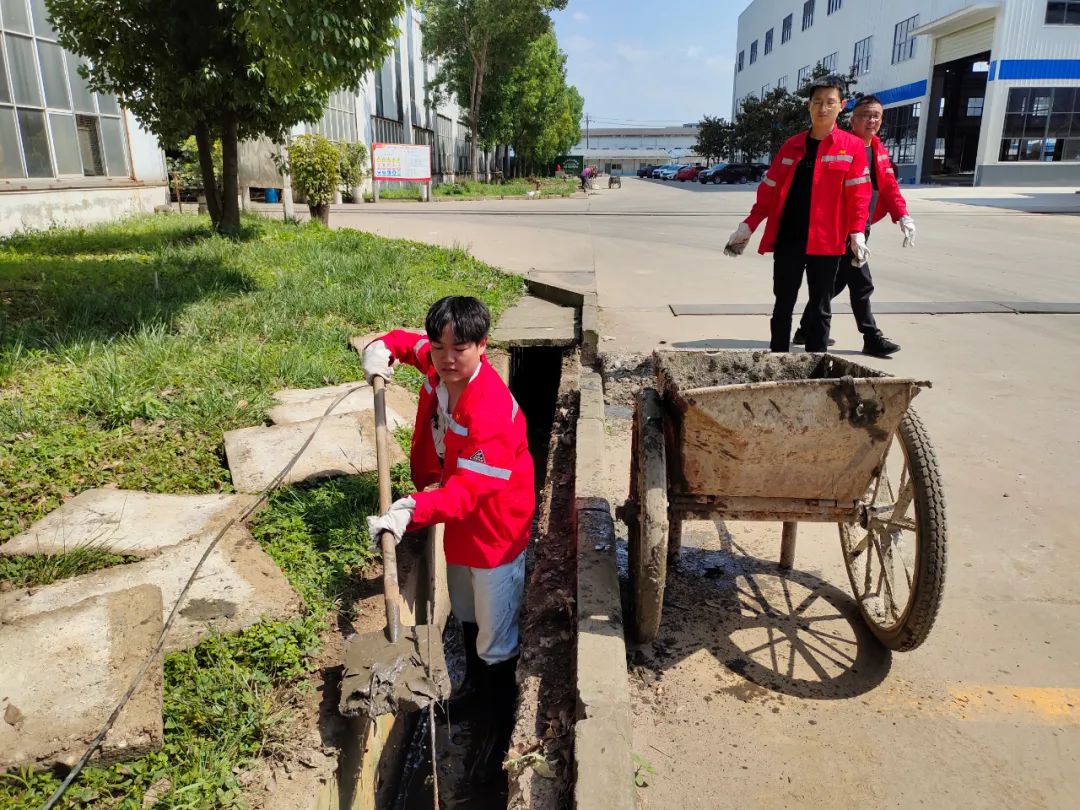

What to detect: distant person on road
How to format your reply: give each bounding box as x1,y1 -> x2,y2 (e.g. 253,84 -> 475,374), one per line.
792,95 -> 915,357
724,75 -> 872,353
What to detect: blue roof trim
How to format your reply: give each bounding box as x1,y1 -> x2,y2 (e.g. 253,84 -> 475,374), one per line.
872,80 -> 929,106
996,59 -> 1080,81
989,60 -> 997,82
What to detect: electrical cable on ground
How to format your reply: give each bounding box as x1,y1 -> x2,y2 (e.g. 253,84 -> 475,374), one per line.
41,383 -> 368,810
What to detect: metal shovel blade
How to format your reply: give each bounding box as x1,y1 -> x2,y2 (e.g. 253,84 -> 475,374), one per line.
339,625 -> 450,718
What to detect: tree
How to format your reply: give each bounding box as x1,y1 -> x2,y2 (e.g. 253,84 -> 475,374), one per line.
420,0 -> 567,180
696,115 -> 735,163
47,0 -> 402,234
482,31 -> 582,174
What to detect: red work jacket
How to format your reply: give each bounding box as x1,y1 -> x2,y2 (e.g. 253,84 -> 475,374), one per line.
379,329 -> 535,568
744,127 -> 872,256
868,135 -> 909,226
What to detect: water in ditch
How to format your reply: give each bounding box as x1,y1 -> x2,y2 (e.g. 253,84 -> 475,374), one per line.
392,617 -> 508,809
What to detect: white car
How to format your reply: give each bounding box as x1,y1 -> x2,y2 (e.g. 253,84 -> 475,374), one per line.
657,164 -> 688,180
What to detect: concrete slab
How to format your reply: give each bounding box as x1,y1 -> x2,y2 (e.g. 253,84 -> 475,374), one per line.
670,301 -> 1021,316
0,584 -> 164,771
267,381 -> 414,427
224,411 -> 405,493
0,525 -> 301,653
999,301 -> 1080,314
491,295 -> 577,347
0,489 -> 259,558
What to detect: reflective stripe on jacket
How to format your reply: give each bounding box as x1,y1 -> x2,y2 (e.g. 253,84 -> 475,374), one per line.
744,128 -> 872,256
868,135 -> 909,226
379,329 -> 535,568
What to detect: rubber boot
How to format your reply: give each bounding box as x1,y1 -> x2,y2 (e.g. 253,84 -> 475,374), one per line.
448,621 -> 484,708
466,655 -> 519,785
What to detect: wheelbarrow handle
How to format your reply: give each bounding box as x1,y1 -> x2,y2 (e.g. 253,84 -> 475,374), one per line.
373,375 -> 401,644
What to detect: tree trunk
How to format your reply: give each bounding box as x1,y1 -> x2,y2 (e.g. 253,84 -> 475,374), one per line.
194,122 -> 222,228
219,113 -> 241,235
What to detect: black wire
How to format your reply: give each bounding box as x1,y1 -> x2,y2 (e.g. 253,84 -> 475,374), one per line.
41,383 -> 367,810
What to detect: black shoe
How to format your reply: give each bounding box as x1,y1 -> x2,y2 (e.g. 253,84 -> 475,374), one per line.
466,655 -> 518,784
863,332 -> 900,357
792,327 -> 834,347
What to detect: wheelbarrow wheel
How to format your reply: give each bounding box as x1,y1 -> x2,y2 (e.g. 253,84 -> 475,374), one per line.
839,409 -> 947,651
628,387 -> 670,643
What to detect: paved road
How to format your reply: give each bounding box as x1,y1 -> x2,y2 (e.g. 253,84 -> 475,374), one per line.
331,179 -> 1080,808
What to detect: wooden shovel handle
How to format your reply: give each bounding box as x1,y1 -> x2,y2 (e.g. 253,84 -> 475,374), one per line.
372,374 -> 400,643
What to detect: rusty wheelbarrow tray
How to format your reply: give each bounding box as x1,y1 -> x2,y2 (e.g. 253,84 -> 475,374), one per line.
622,349 -> 947,653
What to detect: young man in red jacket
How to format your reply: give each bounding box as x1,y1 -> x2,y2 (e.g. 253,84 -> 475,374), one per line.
793,95 -> 916,357
725,75 -> 872,352
363,296 -> 533,778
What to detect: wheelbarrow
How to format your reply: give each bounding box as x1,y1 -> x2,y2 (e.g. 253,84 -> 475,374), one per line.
620,349 -> 947,652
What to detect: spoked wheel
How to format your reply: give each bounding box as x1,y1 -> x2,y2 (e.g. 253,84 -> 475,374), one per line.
627,388 -> 670,643
839,409 -> 947,651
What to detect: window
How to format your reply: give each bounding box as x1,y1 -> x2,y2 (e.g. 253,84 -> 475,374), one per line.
852,36 -> 872,76
1000,86 -> 1080,162
750,40 -> 758,64
778,75 -> 788,90
823,52 -> 838,73
765,28 -> 774,55
797,65 -> 812,86
881,102 -> 921,164
893,15 -> 920,63
966,97 -> 984,117
782,14 -> 793,43
0,0 -> 128,179
828,0 -> 842,14
939,97 -> 945,116
1045,2 -> 1080,24
803,1 -> 815,30
737,50 -> 745,72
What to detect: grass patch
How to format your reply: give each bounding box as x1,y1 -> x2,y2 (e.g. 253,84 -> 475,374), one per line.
0,213 -> 519,807
433,177 -> 577,200
0,546 -> 139,588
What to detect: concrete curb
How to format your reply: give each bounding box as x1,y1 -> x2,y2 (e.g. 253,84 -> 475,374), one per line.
574,367 -> 634,810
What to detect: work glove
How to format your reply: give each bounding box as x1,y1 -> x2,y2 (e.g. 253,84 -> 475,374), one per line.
849,233 -> 871,268
724,222 -> 752,257
362,339 -> 393,385
899,215 -> 916,248
366,496 -> 416,548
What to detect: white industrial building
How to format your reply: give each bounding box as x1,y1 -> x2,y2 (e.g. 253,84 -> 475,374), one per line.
733,0 -> 1080,185
0,0 -> 474,235
570,126 -> 702,175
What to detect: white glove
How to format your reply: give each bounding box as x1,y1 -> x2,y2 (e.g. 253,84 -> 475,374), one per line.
849,233 -> 871,268
724,222 -> 752,257
366,496 -> 416,548
362,339 -> 392,384
899,215 -> 916,248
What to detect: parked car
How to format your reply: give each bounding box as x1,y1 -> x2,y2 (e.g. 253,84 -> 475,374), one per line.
697,163 -> 748,184
637,165 -> 659,177
697,164 -> 729,183
658,164 -> 688,180
651,163 -> 678,179
675,165 -> 705,181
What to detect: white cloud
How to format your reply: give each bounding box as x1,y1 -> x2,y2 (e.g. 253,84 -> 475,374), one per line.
686,46 -> 703,60
615,42 -> 652,63
572,11 -> 590,23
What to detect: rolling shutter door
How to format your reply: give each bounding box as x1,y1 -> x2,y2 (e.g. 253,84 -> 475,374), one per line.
934,19 -> 994,64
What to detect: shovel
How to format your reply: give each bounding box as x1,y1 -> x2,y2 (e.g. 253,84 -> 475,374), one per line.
339,374 -> 450,719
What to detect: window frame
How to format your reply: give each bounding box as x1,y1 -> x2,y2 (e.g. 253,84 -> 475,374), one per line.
737,50 -> 745,72
750,40 -> 758,65
782,14 -> 793,43
803,0 -> 816,31
892,14 -> 920,64
827,0 -> 842,14
764,28 -> 774,55
1045,1 -> 1080,25
852,35 -> 872,76
999,86 -> 1080,162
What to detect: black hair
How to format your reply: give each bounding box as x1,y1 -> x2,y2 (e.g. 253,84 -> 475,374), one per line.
853,94 -> 883,110
425,296 -> 491,343
802,74 -> 848,99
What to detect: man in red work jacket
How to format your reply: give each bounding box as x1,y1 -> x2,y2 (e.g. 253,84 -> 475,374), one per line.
363,295 -> 532,779
793,95 -> 916,357
725,75 -> 872,353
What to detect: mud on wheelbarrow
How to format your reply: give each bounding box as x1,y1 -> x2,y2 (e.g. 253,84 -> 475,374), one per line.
619,349 -> 947,652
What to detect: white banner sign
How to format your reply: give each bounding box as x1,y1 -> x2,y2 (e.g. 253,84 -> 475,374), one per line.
372,143 -> 432,182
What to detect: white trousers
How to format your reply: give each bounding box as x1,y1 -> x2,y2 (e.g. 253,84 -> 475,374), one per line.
446,550 -> 525,664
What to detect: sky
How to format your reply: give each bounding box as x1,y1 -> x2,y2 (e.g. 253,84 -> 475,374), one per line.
551,0 -> 746,128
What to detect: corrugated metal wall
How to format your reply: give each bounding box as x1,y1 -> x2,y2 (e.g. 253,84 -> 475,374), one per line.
934,19 -> 995,64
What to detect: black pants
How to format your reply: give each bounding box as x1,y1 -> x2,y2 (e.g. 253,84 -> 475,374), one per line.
771,249 -> 842,352
799,244 -> 879,336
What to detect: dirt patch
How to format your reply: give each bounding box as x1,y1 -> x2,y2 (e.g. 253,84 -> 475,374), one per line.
507,350 -> 580,810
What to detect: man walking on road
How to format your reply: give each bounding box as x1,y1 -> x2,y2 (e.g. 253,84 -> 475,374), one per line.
725,75 -> 871,353
793,95 -> 916,357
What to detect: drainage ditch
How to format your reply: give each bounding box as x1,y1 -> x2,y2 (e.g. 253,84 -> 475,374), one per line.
358,345 -> 579,810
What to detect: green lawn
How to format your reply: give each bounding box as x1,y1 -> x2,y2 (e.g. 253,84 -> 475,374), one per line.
368,176 -> 577,202
0,214 -> 521,807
